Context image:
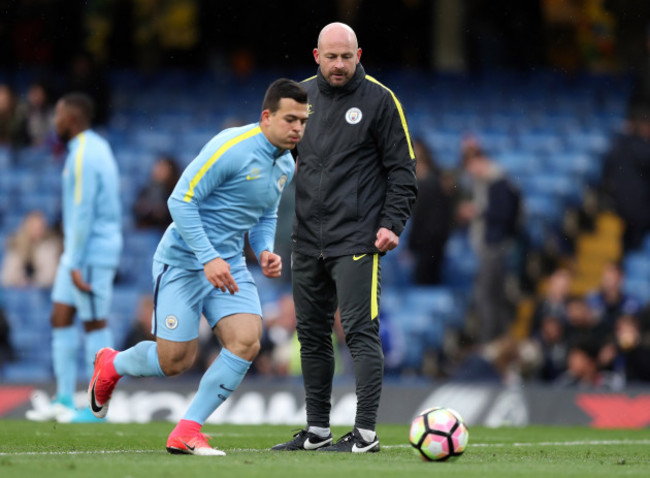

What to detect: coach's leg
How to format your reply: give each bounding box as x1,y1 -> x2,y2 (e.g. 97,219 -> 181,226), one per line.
330,254 -> 383,434
181,313 -> 259,424
293,252 -> 338,429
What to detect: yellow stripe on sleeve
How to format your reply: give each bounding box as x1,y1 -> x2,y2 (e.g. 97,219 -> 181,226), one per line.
371,253 -> 379,320
301,75 -> 317,83
183,126 -> 262,202
74,133 -> 86,205
365,75 -> 415,160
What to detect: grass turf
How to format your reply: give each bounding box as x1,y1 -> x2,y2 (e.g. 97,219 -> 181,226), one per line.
1,421 -> 649,478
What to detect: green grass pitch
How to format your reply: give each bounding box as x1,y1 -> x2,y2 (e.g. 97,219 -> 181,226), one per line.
1,421 -> 649,478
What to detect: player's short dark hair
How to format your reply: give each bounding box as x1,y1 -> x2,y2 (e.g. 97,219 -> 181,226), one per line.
61,92 -> 95,124
262,78 -> 308,113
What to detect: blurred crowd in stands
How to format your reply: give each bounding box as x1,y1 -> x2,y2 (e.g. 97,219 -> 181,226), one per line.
2,64 -> 650,389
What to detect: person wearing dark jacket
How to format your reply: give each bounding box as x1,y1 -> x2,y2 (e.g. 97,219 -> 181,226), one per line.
458,144 -> 520,343
407,140 -> 453,285
601,112 -> 650,251
272,22 -> 417,453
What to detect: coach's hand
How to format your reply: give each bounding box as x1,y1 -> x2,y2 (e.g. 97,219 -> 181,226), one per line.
260,250 -> 282,278
71,269 -> 93,293
204,258 -> 239,294
375,227 -> 399,253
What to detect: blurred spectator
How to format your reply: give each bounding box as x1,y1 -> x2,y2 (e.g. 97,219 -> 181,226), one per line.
458,140 -> 521,343
133,155 -> 180,231
0,83 -> 28,147
530,268 -> 572,331
257,293 -> 298,376
407,140 -> 453,285
555,339 -> 617,389
610,314 -> 650,383
564,296 -> 599,341
0,292 -> 14,371
273,178 -> 295,285
65,52 -> 111,125
527,267 -> 574,382
21,81 -> 55,147
601,112 -> 650,251
584,262 -> 640,339
451,335 -> 538,385
530,315 -> 568,382
1,210 -> 62,287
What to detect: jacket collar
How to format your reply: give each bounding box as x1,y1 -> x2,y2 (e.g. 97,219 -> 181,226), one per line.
256,123 -> 287,159
316,64 -> 365,96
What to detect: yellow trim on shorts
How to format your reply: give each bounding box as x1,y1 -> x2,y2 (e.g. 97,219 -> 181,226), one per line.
371,253 -> 379,320
365,75 -> 415,160
183,126 -> 262,202
74,133 -> 86,205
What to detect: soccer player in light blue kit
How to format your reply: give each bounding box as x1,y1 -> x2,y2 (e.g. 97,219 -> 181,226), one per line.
26,93 -> 122,423
88,79 -> 309,455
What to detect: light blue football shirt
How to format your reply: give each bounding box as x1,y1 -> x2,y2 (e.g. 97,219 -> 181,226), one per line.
60,129 -> 122,269
154,123 -> 295,270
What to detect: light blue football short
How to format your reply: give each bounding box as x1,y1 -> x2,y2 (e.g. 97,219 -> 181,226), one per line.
151,255 -> 262,342
51,263 -> 117,320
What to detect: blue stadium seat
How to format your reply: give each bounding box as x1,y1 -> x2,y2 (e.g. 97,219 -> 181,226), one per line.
623,252 -> 650,281
518,132 -> 563,154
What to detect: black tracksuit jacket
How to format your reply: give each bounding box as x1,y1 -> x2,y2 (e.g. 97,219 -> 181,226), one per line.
292,64 -> 418,258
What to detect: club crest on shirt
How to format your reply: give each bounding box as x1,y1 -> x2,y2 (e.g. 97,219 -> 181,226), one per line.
165,315 -> 178,330
277,174 -> 288,191
345,107 -> 363,125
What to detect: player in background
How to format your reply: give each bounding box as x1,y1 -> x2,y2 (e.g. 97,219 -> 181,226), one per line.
272,22 -> 417,453
26,93 -> 122,423
87,79 -> 308,456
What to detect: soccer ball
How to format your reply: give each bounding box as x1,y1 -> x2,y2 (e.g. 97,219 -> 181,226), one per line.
409,407 -> 469,461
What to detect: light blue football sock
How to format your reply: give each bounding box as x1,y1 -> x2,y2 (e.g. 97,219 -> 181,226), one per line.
85,327 -> 114,380
113,341 -> 165,377
52,325 -> 80,405
183,348 -> 251,425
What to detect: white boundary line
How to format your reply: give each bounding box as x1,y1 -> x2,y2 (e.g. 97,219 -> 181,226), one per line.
2,440 -> 650,456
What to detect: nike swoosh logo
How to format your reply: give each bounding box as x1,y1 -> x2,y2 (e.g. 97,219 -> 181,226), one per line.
351,441 -> 378,453
353,254 -> 367,261
181,440 -> 195,451
220,384 -> 235,392
304,437 -> 332,450
90,376 -> 102,413
246,174 -> 260,180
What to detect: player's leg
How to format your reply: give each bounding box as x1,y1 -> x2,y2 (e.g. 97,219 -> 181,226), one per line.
172,313 -> 260,430
89,262 -> 204,419
64,266 -> 118,422
320,253 -> 382,453
27,263 -> 79,421
78,267 -> 117,380
271,252 -> 336,451
167,265 -> 262,456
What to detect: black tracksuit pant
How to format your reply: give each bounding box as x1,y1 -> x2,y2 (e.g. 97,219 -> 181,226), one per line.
291,251 -> 384,431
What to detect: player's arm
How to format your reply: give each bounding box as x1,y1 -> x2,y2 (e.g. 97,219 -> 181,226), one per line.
167,149 -> 238,293
373,92 -> 418,251
249,201 -> 281,279
69,155 -> 97,291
